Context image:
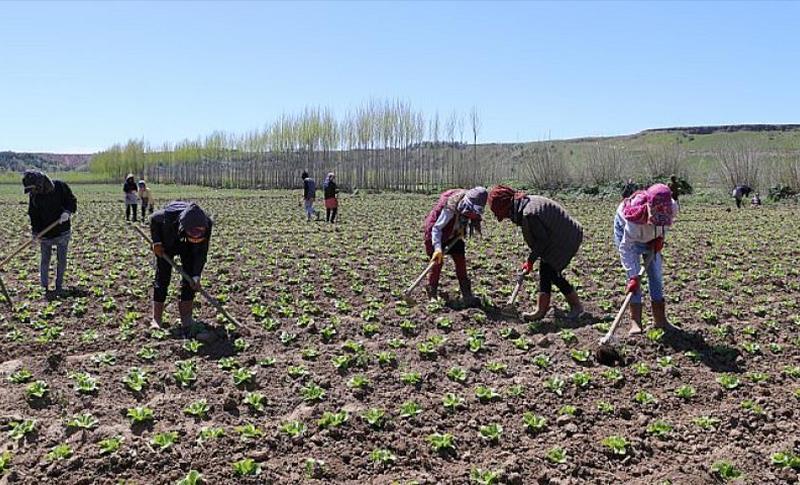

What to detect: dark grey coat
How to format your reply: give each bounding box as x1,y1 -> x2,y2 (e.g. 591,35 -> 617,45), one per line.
510,195 -> 583,271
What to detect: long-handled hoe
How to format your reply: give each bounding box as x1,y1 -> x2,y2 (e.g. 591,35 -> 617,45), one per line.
499,271 -> 526,317
131,224 -> 243,330
595,253 -> 655,366
403,238 -> 462,305
0,219 -> 64,308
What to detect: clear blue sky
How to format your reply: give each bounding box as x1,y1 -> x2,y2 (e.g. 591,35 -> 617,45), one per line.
1,1 -> 798,153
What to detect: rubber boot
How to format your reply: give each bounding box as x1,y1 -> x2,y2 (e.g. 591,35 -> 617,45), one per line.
628,302 -> 643,335
652,300 -> 673,331
178,300 -> 194,330
458,279 -> 480,307
564,291 -> 584,319
151,301 -> 165,329
523,293 -> 551,321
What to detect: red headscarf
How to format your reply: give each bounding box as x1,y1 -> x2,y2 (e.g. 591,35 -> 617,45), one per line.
488,185 -> 526,221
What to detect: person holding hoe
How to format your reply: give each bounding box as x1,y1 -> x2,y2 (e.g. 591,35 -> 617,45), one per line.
488,185 -> 584,320
22,170 -> 78,297
123,174 -> 138,222
149,201 -> 213,332
613,183 -> 678,335
423,186 -> 488,306
301,171 -> 319,222
322,172 -> 339,224
138,180 -> 154,219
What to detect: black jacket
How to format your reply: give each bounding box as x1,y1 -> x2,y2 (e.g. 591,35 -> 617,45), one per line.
150,201 -> 213,277
123,179 -> 137,194
29,180 -> 78,239
324,180 -> 338,199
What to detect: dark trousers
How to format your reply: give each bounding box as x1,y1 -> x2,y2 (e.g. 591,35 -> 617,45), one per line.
126,204 -> 138,221
326,208 -> 338,223
539,261 -> 574,296
154,251 -> 197,303
141,199 -> 154,219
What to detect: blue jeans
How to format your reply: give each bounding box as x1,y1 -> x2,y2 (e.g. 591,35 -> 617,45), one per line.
304,199 -> 316,219
623,243 -> 663,304
40,231 -> 70,290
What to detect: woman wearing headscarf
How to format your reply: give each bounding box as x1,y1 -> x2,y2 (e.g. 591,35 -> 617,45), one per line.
123,174 -> 138,221
423,187 -> 488,306
613,183 -> 678,334
488,185 -> 584,320
322,172 -> 339,223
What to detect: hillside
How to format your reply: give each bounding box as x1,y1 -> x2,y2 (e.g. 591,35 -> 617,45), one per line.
0,151 -> 92,172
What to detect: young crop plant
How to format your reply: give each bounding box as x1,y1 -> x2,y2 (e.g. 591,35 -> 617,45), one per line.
532,354 -> 551,369
716,374 -> 740,390
182,339 -> 203,354
46,443 -> 73,461
8,368 -> 33,384
177,470 -> 203,485
771,451 -> 800,470
137,345 -> 158,361
427,433 -> 456,454
318,410 -> 348,430
198,427 -> 225,443
173,360 -> 198,387
98,436 -> 123,454
740,399 -> 764,415
123,367 -> 148,392
26,380 -> 49,400
300,382 -> 326,402
280,420 -> 307,438
571,371 -> 592,388
447,366 -> 468,383
69,371 -> 98,393
506,384 -> 525,397
601,368 -> 624,384
646,328 -> 665,343
369,448 -> 397,467
0,451 -> 11,474
442,393 -> 466,411
400,371 -> 422,386
184,399 -> 210,419
601,435 -> 630,456
470,468 -> 502,485
151,431 -> 178,450
287,364 -> 309,379
570,349 -> 591,363
546,446 -> 567,464
597,401 -> 615,414
235,423 -> 264,441
8,420 -> 35,441
376,351 -> 396,367
674,385 -> 696,399
347,374 -> 371,391
244,392 -> 267,412
232,367 -> 255,387
126,406 -> 154,425
633,362 -> 651,377
692,414 -> 721,430
399,401 -> 422,419
479,423 -> 503,443
475,385 -> 501,403
362,408 -> 388,429
710,460 -> 742,481
522,412 -> 547,433
634,390 -> 656,406
646,420 -> 673,437
544,376 -> 565,396
232,458 -> 261,477
67,413 -> 98,430
559,329 -> 577,345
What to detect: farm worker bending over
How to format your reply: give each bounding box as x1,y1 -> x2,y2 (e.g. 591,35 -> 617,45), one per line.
301,171 -> 318,221
138,180 -> 154,219
150,201 -> 213,331
732,184 -> 752,209
488,185 -> 584,320
424,186 -> 488,306
323,172 -> 339,223
22,170 -> 78,296
123,174 -> 138,222
613,183 -> 678,335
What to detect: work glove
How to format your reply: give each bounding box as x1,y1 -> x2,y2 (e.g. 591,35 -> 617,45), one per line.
59,211 -> 71,224
431,249 -> 443,265
626,276 -> 640,294
190,276 -> 201,291
521,260 -> 534,274
152,242 -> 165,258
648,237 -> 664,253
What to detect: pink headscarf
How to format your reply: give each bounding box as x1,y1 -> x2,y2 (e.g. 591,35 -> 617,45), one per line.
622,183 -> 674,226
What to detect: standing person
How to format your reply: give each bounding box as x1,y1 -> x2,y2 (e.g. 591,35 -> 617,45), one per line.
123,174 -> 138,221
22,170 -> 78,296
668,175 -> 681,209
621,179 -> 638,199
423,187 -> 488,306
732,184 -> 752,209
138,180 -> 154,220
301,171 -> 318,222
149,201 -> 212,332
488,185 -> 584,320
322,172 -> 339,223
613,183 -> 678,335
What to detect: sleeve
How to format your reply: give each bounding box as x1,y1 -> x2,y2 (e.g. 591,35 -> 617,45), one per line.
150,213 -> 164,244
28,197 -> 42,234
190,221 -> 211,277
521,215 -> 547,264
62,183 -> 77,214
431,209 -> 454,251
